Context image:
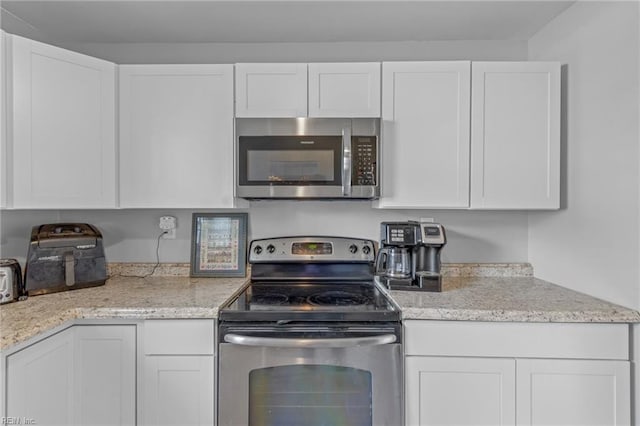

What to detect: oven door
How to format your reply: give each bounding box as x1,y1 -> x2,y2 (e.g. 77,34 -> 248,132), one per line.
218,326 -> 402,426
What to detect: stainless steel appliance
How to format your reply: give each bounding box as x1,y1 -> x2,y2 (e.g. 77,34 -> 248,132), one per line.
218,236 -> 402,426
0,259 -> 24,304
236,132 -> 378,199
375,221 -> 447,292
24,223 -> 107,296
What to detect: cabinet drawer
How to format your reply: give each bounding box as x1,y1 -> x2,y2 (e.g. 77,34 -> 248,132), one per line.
144,319 -> 214,355
404,320 -> 629,360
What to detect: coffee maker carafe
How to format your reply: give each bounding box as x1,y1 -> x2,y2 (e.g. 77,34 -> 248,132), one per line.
375,246 -> 412,278
375,221 -> 447,292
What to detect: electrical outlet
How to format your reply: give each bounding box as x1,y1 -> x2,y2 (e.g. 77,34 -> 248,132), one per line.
159,215 -> 177,239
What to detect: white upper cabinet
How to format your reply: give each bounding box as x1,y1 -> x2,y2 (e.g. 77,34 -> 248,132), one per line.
235,62 -> 381,118
308,62 -> 381,117
376,61 -> 471,209
119,65 -> 235,208
1,30 -> 7,209
235,63 -> 308,117
471,62 -> 560,209
10,35 -> 116,208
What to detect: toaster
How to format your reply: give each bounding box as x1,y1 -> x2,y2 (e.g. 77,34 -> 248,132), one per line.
0,258 -> 24,304
24,223 -> 107,296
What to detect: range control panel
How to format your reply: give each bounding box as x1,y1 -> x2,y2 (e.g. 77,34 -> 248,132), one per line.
249,237 -> 375,263
352,136 -> 377,186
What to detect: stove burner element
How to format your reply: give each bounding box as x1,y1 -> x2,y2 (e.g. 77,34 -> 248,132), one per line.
307,290 -> 370,307
251,293 -> 290,305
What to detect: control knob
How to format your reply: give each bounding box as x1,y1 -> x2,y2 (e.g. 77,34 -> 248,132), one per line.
253,245 -> 263,255
349,244 -> 358,254
267,244 -> 276,254
362,245 -> 371,255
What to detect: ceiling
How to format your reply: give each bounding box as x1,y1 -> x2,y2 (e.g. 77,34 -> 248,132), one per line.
1,1 -> 576,44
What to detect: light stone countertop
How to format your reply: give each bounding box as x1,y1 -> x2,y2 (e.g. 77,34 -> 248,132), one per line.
0,275 -> 249,351
1,264 -> 639,351
393,276 -> 640,323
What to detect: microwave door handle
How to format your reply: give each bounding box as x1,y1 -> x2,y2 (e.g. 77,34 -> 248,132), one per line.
342,126 -> 352,196
224,333 -> 396,348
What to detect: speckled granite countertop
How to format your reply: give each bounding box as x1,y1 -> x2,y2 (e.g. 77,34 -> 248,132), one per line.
0,275 -> 248,351
393,276 -> 640,323
1,264 -> 639,351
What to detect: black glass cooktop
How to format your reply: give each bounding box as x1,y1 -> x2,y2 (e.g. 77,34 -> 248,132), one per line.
220,281 -> 400,322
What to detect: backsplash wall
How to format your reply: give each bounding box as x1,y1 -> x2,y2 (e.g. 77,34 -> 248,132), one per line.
0,203 -> 528,265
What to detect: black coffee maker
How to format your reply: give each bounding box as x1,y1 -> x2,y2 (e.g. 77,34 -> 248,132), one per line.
375,221 -> 447,292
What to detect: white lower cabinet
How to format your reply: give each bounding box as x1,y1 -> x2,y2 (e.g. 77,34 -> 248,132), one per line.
6,325 -> 136,426
4,320 -> 216,426
6,328 -> 75,425
405,356 -> 515,426
516,359 -> 630,426
141,319 -> 216,426
73,326 -> 136,426
404,321 -> 631,426
143,356 -> 214,426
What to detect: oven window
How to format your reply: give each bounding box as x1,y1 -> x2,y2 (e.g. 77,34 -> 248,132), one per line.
249,364 -> 372,426
247,150 -> 334,182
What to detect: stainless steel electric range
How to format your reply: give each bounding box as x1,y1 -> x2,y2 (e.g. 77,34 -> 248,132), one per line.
218,236 -> 402,426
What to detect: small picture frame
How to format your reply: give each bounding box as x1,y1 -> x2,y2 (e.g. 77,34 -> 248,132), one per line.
190,213 -> 248,277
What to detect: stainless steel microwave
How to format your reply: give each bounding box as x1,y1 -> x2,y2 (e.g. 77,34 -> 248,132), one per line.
236,131 -> 379,199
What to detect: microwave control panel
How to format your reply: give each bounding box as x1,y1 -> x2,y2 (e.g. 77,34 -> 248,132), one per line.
352,137 -> 377,186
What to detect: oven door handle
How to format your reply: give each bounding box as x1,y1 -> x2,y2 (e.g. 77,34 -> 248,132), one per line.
224,333 -> 397,348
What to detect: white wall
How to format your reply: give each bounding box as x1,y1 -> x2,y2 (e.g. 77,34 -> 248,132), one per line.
528,1 -> 640,309
0,206 -> 528,265
53,40 -> 527,64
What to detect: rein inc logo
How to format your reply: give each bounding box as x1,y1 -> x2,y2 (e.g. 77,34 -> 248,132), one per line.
1,418 -> 36,425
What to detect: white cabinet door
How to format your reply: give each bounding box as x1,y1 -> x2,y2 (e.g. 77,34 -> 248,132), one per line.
308,62 -> 380,117
143,356 -> 214,426
517,359 -> 630,426
141,319 -> 215,426
1,30 -> 7,209
377,61 -> 471,208
10,35 -> 116,208
74,325 -> 136,426
406,356 -> 516,426
6,325 -> 136,426
235,63 -> 307,117
6,328 -> 75,425
471,62 -> 560,209
119,65 -> 235,208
